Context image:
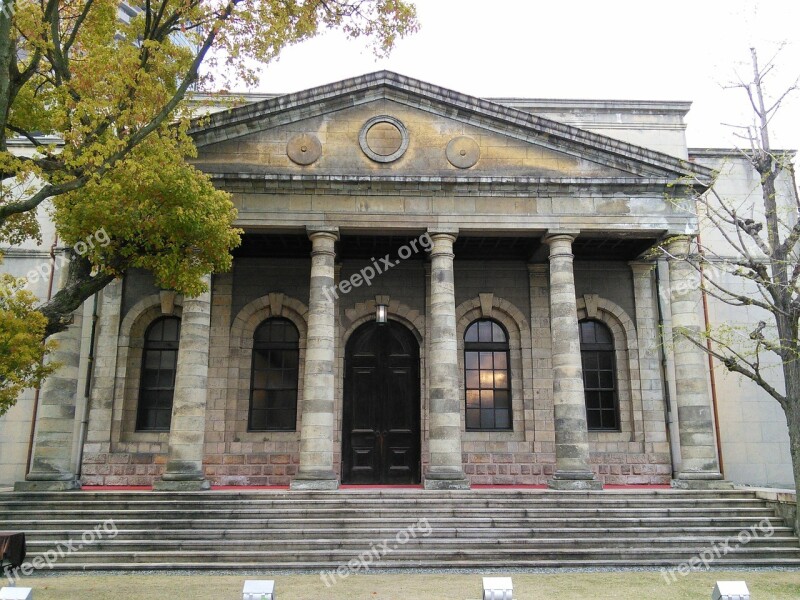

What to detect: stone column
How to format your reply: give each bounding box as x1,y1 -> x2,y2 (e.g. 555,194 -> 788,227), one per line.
664,236 -> 724,487
630,262 -> 669,450
545,232 -> 601,490
84,279 -> 123,456
15,312 -> 84,491
424,230 -> 469,490
154,275 -> 212,491
291,227 -> 340,490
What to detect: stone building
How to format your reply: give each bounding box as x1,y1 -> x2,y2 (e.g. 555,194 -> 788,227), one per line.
1,72 -> 795,491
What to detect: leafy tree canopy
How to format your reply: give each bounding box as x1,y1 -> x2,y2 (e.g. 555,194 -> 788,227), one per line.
0,0 -> 418,406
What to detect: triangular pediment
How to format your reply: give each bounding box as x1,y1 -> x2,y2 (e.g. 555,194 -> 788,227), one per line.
190,71 -> 712,184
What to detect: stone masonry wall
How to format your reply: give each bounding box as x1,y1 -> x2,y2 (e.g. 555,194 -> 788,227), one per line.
81,256 -> 671,486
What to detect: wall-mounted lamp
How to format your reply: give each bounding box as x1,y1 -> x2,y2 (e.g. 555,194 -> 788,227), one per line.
376,303 -> 388,324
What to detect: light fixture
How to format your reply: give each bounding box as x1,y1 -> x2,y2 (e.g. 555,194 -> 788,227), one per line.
376,303 -> 388,324
482,576 -> 513,600
0,588 -> 33,600
242,580 -> 274,600
712,581 -> 749,600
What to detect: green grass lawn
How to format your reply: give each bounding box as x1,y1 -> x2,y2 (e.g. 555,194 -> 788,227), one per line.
8,571 -> 800,599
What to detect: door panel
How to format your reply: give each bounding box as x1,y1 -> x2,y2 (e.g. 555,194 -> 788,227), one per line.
342,321 -> 420,484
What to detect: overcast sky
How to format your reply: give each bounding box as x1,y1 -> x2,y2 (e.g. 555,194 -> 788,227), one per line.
249,0 -> 800,155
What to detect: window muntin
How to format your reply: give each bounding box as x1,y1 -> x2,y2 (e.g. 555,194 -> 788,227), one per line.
249,317 -> 300,431
579,319 -> 619,431
136,316 -> 181,431
464,319 -> 512,431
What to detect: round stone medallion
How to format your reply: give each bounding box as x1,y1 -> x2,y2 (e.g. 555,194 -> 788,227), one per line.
287,133 -> 322,165
446,136 -> 480,169
359,115 -> 409,163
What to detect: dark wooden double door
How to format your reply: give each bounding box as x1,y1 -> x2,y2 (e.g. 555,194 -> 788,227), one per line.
342,321 -> 420,485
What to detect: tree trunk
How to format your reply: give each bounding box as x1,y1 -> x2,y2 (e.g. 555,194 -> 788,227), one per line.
38,254 -> 115,337
786,400 -> 800,540
0,1 -> 14,151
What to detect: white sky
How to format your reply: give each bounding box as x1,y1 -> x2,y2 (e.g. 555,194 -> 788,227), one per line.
248,0 -> 800,155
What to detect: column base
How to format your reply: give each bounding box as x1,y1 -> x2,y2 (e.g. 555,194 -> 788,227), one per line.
14,478 -> 81,492
152,479 -> 211,491
671,472 -> 733,490
548,471 -> 603,491
424,468 -> 470,490
290,470 -> 339,491
423,477 -> 470,490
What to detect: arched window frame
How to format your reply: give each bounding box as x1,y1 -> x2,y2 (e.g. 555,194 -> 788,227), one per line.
463,318 -> 512,431
136,316 -> 181,432
248,317 -> 300,432
579,318 -> 620,431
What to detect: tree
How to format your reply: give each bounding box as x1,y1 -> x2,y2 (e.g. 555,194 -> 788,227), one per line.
660,48 -> 800,535
0,0 -> 418,415
0,269 -> 57,415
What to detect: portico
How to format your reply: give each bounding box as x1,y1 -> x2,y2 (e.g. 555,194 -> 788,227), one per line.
17,72 -> 725,491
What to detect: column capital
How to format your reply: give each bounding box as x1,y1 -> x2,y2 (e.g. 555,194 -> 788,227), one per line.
307,227 -> 338,258
543,230 -> 580,244
306,226 -> 340,242
427,229 -> 457,259
662,234 -> 695,258
427,227 -> 459,237
544,231 -> 577,260
527,263 -> 548,275
628,260 -> 656,275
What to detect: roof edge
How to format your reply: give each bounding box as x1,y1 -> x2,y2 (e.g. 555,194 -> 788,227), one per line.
189,70 -> 713,182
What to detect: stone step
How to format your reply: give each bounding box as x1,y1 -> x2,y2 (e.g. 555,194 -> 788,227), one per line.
3,516 -> 787,531
25,546 -> 800,566
31,557 -> 800,570
0,489 -> 760,501
24,536 -> 800,553
1,489 -> 795,570
0,507 -> 777,520
25,525 -> 796,541
0,496 -> 765,509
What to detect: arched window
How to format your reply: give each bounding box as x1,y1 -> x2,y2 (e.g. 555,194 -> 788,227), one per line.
249,317 -> 300,431
136,316 -> 181,431
579,319 -> 619,431
464,319 -> 512,431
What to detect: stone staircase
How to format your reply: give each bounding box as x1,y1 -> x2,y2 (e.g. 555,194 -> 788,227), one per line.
1,489 -> 799,570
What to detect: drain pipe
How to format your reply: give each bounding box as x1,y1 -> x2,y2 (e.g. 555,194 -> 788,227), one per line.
76,292 -> 100,479
25,235 -> 59,475
654,260 -> 681,478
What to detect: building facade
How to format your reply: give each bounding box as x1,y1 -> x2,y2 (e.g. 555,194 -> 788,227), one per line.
2,72 -> 794,491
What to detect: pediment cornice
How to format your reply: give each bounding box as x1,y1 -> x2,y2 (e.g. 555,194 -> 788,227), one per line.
190,71 -> 713,186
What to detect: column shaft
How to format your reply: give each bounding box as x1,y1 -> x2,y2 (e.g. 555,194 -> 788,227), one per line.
15,312 -> 83,491
154,275 -> 212,491
665,236 -> 723,485
291,228 -> 339,490
425,231 -> 469,490
546,233 -> 601,490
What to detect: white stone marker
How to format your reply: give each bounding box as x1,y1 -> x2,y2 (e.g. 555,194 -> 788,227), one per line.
712,581 -> 749,600
0,588 -> 33,600
242,579 -> 275,600
482,576 -> 512,600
